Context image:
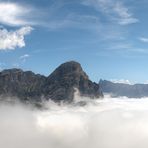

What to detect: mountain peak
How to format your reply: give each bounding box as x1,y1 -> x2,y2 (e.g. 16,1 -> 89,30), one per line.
48,61 -> 88,81
45,61 -> 103,101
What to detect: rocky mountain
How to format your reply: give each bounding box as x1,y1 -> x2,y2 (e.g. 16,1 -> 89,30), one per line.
0,61 -> 103,103
99,79 -> 148,98
0,69 -> 46,102
44,61 -> 103,101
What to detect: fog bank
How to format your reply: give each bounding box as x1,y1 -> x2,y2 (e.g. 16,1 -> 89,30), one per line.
1,97 -> 148,148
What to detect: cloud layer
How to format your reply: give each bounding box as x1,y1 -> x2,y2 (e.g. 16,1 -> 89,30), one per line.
1,97 -> 148,148
0,26 -> 33,50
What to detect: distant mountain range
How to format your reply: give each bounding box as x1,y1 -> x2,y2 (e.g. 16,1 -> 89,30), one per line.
0,61 -> 103,104
99,80 -> 148,98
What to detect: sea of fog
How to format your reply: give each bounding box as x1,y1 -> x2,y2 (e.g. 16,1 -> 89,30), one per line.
1,96 -> 148,148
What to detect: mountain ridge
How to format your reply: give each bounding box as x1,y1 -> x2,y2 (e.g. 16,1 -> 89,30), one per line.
0,61 -> 103,103
99,79 -> 148,98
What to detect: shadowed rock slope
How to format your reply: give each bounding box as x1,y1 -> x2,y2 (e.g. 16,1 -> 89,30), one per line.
0,61 -> 103,103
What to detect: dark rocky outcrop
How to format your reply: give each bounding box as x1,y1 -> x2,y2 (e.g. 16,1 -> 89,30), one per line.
43,61 -> 103,101
99,79 -> 148,98
0,61 -> 103,103
0,69 -> 46,102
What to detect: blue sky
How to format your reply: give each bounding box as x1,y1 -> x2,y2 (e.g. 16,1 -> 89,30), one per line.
0,0 -> 148,83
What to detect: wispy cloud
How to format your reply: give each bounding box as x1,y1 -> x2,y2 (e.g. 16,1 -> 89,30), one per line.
139,37 -> 148,43
48,14 -> 100,30
103,42 -> 148,58
20,54 -> 30,59
19,54 -> 30,62
113,2 -> 138,25
82,0 -> 138,25
111,79 -> 132,84
0,1 -> 138,30
0,0 -> 99,30
12,54 -> 30,68
0,26 -> 33,50
108,43 -> 132,51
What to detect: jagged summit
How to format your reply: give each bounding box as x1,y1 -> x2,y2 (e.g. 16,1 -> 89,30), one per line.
50,61 -> 87,74
45,61 -> 103,101
0,61 -> 103,103
47,61 -> 88,81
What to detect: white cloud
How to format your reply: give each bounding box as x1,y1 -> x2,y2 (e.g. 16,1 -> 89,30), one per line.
19,54 -> 30,62
110,79 -> 132,84
20,54 -> 30,59
1,98 -> 148,148
82,0 -> 138,25
139,37 -> 148,43
0,2 -> 36,26
0,26 -> 33,50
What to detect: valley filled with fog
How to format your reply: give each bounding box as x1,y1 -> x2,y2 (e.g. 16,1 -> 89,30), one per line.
1,96 -> 148,148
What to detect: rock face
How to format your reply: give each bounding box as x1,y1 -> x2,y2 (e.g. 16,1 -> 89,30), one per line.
99,79 -> 148,98
0,69 -> 46,102
0,61 -> 103,103
44,61 -> 103,101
